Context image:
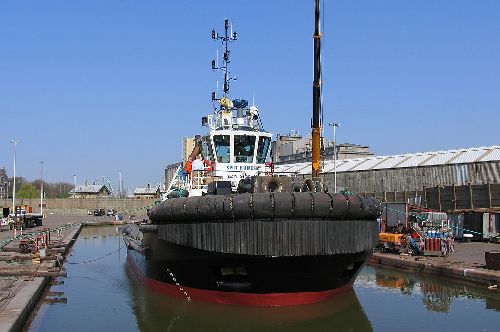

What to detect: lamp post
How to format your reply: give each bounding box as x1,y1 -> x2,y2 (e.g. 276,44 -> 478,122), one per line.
10,139 -> 20,216
40,161 -> 45,216
328,123 -> 340,193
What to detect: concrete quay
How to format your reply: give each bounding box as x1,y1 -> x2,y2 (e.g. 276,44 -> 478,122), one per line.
369,242 -> 500,288
0,214 -> 122,332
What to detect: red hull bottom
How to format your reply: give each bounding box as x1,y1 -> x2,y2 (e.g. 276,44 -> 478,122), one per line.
127,254 -> 352,306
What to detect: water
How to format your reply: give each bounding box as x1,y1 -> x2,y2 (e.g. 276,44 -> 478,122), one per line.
27,226 -> 500,331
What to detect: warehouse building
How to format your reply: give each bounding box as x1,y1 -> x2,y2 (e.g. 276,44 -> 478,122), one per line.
274,145 -> 500,211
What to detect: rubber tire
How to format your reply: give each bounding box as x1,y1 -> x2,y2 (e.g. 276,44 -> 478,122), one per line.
262,177 -> 283,193
252,193 -> 274,219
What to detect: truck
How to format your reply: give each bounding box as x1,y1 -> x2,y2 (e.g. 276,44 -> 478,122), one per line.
8,205 -> 43,229
94,208 -> 106,216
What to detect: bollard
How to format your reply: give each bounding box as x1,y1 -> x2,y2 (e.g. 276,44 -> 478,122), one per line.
463,234 -> 473,243
43,228 -> 51,243
485,251 -> 500,270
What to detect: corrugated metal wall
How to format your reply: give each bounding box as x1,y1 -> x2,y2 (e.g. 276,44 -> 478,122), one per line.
320,161 -> 500,193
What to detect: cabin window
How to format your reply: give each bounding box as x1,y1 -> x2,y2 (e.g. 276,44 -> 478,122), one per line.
256,136 -> 271,164
234,135 -> 256,163
213,135 -> 230,163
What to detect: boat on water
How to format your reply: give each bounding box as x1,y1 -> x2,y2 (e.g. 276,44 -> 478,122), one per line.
124,3 -> 380,307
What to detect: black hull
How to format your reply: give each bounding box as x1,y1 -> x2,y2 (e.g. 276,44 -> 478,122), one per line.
127,192 -> 380,306
126,234 -> 371,306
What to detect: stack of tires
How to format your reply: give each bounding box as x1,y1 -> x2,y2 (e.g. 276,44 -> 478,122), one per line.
237,176 -> 325,194
149,191 -> 381,223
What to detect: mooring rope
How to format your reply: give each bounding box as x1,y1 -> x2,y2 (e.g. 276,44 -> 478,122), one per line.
67,241 -> 127,265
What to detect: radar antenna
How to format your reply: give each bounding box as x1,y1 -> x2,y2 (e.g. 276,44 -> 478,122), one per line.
211,18 -> 238,104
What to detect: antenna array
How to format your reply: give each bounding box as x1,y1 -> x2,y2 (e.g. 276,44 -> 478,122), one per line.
211,19 -> 238,102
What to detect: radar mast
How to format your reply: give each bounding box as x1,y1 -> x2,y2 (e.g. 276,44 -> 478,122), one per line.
211,19 -> 238,108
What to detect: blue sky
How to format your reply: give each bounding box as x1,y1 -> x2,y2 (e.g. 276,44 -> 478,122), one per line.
1,0 -> 499,190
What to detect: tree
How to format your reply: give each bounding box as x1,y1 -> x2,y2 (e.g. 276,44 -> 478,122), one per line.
6,176 -> 28,197
16,183 -> 40,199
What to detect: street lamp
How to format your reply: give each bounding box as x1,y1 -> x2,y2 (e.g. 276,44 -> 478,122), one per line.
328,123 -> 340,193
40,161 -> 45,216
10,139 -> 20,216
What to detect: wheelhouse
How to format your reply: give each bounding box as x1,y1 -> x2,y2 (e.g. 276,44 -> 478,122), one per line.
209,130 -> 272,184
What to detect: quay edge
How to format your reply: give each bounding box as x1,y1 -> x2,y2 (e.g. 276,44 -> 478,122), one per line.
0,223 -> 84,332
368,252 -> 500,288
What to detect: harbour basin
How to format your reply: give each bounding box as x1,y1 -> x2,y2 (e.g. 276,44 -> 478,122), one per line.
26,226 -> 500,332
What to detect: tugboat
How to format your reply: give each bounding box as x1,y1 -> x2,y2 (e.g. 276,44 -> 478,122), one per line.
124,3 -> 380,307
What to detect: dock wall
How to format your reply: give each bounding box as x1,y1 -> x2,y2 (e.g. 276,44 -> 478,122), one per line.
1,224 -> 83,332
0,198 -> 156,212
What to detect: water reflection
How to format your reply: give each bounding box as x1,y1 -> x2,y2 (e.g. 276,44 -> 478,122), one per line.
127,267 -> 372,332
359,265 -> 500,313
78,225 -> 124,239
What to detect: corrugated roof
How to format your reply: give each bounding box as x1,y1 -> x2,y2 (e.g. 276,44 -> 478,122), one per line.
274,163 -> 297,173
397,154 -> 430,168
322,160 -> 349,173
354,157 -> 387,170
482,148 -> 500,162
134,187 -> 158,195
347,159 -> 371,171
70,185 -> 107,194
423,151 -> 458,166
451,148 -> 485,164
368,155 -> 405,169
284,164 -> 309,173
273,145 -> 500,174
332,160 -> 360,172
298,165 -> 312,175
